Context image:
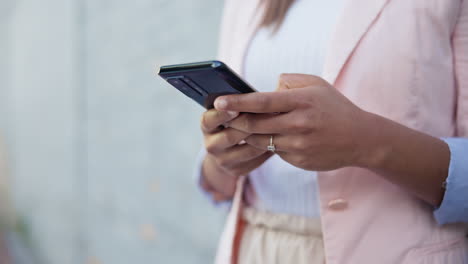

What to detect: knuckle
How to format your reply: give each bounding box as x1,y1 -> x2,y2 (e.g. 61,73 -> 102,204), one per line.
225,96 -> 238,109
291,138 -> 307,151
201,110 -> 229,132
216,110 -> 229,122
205,141 -> 219,154
222,131 -> 238,146
289,116 -> 311,133
200,113 -> 211,132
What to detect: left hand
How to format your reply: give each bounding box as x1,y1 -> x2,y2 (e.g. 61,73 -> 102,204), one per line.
214,73 -> 373,171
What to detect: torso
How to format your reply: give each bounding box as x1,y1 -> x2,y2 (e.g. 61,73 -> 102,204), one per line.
243,0 -> 345,218
215,0 -> 468,263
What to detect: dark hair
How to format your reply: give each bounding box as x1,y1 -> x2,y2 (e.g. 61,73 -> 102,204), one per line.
258,0 -> 296,31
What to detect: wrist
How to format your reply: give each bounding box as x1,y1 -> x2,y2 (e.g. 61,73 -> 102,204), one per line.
202,155 -> 236,200
353,111 -> 393,169
348,110 -> 451,206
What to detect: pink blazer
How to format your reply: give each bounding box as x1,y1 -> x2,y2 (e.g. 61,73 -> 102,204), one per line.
214,0 -> 468,263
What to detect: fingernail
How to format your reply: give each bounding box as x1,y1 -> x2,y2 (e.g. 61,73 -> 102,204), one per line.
227,111 -> 239,118
215,98 -> 227,110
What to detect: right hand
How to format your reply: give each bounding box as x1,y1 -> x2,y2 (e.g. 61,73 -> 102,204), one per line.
201,109 -> 273,201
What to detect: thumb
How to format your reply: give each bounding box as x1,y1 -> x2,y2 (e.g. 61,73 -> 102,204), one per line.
275,73 -> 324,91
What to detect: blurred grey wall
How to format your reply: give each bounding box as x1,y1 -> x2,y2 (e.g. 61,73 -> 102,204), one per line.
0,0 -> 225,263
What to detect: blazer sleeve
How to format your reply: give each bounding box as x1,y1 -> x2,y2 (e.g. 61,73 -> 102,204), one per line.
454,0 -> 468,137
433,0 -> 468,225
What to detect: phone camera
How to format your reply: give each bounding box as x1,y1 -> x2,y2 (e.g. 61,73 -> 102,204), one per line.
168,78 -> 185,89
182,77 -> 208,96
167,76 -> 206,97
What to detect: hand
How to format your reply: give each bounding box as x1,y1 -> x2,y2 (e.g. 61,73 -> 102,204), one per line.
200,109 -> 273,200
213,73 -> 452,207
214,74 -> 372,171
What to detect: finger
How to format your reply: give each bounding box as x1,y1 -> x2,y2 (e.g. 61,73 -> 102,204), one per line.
227,113 -> 286,134
276,73 -> 325,91
229,152 -> 273,176
228,112 -> 307,134
214,90 -> 297,113
212,192 -> 231,202
215,144 -> 266,169
201,109 -> 239,134
244,134 -> 301,152
199,175 -> 215,192
205,128 -> 250,154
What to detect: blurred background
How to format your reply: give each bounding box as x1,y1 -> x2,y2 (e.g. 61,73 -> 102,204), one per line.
0,0 -> 226,263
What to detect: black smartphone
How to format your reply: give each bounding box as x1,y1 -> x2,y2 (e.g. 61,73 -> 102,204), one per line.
158,60 -> 257,109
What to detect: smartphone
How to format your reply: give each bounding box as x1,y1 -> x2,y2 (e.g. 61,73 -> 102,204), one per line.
158,60 -> 256,109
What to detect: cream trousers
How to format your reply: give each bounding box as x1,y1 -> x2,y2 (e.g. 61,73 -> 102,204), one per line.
238,207 -> 325,264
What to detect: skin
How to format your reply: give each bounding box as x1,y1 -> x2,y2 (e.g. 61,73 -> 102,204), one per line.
200,109 -> 273,201
202,73 -> 450,206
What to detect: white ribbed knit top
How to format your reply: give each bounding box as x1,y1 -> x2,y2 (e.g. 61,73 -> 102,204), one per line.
243,0 -> 345,217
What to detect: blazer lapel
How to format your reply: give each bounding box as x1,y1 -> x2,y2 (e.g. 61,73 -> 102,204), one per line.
226,0 -> 391,85
323,0 -> 391,85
